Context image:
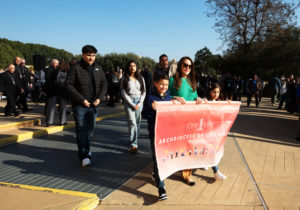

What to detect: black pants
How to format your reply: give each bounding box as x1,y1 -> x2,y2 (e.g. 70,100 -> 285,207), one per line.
247,92 -> 259,106
5,92 -> 17,115
223,90 -> 233,100
148,125 -> 165,188
16,90 -> 28,111
108,83 -> 119,106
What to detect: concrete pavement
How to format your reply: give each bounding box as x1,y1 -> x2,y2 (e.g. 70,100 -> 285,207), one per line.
0,98 -> 299,210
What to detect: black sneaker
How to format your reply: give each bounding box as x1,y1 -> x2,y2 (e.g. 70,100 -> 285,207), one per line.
158,187 -> 168,201
14,111 -> 20,117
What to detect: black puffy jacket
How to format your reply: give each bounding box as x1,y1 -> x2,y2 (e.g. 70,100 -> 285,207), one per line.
66,60 -> 107,107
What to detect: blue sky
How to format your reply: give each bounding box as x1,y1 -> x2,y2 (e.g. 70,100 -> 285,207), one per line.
1,0 -> 299,62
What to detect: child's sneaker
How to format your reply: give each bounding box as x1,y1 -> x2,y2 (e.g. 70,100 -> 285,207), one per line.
214,171 -> 227,180
158,187 -> 168,201
81,158 -> 91,168
130,146 -> 138,154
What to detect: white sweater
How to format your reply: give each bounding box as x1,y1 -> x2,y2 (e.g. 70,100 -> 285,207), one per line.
121,77 -> 146,109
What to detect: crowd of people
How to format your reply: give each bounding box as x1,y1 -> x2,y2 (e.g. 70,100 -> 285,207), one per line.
1,54 -> 299,118
1,46 -> 300,201
0,58 -> 32,116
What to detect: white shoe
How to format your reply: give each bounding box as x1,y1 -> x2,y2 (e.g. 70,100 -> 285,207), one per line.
82,158 -> 91,167
214,171 -> 227,180
202,167 -> 209,171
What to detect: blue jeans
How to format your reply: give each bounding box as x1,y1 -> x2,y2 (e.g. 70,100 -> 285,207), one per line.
73,106 -> 97,160
124,98 -> 142,148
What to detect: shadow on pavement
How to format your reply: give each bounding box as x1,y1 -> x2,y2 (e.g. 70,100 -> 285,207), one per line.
231,104 -> 300,147
0,117 -> 153,200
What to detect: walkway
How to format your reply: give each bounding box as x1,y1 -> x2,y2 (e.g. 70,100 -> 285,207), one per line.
0,98 -> 299,209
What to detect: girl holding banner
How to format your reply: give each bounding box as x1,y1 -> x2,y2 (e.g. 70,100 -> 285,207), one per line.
121,61 -> 146,153
204,83 -> 227,180
168,56 -> 202,186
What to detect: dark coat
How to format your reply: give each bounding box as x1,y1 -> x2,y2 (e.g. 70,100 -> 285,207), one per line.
143,89 -> 172,138
247,79 -> 263,94
42,68 -> 68,97
66,60 -> 107,107
13,65 -> 31,90
44,66 -> 57,81
0,71 -> 21,96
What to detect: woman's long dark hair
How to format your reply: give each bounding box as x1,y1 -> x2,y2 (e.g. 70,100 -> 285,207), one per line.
173,56 -> 197,91
122,60 -> 145,95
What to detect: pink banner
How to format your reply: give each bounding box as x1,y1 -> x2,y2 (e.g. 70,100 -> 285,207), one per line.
155,101 -> 240,180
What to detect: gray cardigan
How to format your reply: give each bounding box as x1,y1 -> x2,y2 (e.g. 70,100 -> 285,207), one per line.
121,77 -> 146,109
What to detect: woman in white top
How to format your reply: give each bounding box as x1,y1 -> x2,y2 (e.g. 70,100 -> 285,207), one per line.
121,61 -> 146,153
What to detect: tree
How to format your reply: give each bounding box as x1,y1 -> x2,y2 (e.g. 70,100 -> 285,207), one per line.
206,0 -> 298,56
94,52 -> 155,73
0,38 -> 73,67
194,47 -> 221,76
217,25 -> 300,79
0,42 -> 23,68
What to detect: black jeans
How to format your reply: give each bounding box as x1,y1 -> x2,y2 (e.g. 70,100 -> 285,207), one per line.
16,90 -> 29,111
5,92 -> 17,115
247,91 -> 259,106
148,125 -> 165,188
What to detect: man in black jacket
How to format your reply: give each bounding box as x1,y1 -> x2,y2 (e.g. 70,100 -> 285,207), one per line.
45,59 -> 59,81
14,57 -> 32,112
66,45 -> 107,167
152,54 -> 170,79
0,64 -> 23,117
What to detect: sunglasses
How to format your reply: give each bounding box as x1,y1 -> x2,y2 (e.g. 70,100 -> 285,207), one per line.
182,63 -> 192,69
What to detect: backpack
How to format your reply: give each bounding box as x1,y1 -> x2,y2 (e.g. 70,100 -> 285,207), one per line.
54,71 -> 67,88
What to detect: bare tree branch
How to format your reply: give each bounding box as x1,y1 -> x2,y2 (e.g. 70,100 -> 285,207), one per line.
206,0 -> 298,55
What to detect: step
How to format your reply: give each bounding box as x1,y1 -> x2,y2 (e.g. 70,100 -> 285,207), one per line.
0,111 -> 125,147
0,118 -> 41,132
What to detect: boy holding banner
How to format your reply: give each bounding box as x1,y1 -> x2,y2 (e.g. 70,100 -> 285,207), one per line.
144,73 -> 174,201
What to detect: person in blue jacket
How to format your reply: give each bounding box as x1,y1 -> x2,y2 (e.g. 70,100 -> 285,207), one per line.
144,72 -> 175,201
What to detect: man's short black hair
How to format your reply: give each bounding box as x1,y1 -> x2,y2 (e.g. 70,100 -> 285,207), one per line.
159,54 -> 168,61
153,71 -> 169,82
82,45 -> 97,54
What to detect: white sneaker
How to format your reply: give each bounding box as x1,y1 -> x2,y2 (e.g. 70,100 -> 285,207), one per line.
214,171 -> 227,180
202,167 -> 209,171
82,158 -> 91,167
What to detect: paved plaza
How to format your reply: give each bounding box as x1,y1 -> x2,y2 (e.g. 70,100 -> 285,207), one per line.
0,98 -> 299,209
